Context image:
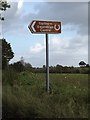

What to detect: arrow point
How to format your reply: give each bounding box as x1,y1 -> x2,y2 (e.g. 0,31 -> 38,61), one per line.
32,21 -> 36,32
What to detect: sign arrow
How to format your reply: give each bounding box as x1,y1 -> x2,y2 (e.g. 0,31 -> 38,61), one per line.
32,21 -> 36,32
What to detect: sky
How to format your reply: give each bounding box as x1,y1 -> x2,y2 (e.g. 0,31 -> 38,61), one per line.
1,1 -> 88,67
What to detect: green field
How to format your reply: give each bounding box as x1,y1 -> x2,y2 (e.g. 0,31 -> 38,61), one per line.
2,71 -> 88,118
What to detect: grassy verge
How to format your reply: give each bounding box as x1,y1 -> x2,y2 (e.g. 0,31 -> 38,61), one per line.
2,71 -> 88,118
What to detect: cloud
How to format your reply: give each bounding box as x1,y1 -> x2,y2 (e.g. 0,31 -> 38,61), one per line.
2,2 -> 19,33
18,0 -> 23,10
3,2 -> 88,36
51,35 -> 88,55
30,43 -> 45,54
2,2 -> 88,67
28,33 -> 88,66
49,37 -> 88,67
16,0 -> 23,15
2,2 -> 39,34
51,36 -> 70,51
31,2 -> 88,36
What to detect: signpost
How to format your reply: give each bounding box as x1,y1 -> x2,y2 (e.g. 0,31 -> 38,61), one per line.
28,20 -> 61,92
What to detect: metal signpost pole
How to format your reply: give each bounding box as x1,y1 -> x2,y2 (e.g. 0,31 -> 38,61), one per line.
46,33 -> 49,92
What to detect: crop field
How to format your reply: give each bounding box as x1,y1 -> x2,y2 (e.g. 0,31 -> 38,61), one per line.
2,71 -> 88,118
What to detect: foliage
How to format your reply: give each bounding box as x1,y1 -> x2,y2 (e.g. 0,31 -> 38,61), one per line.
86,64 -> 90,67
0,0 -> 10,10
1,38 -> 14,69
2,69 -> 88,118
79,61 -> 86,67
0,0 -> 11,20
79,68 -> 89,74
29,65 -> 89,74
24,63 -> 32,71
2,67 -> 18,85
10,61 -> 25,72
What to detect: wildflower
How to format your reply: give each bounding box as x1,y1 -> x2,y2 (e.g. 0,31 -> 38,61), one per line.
74,86 -> 76,88
83,89 -> 86,91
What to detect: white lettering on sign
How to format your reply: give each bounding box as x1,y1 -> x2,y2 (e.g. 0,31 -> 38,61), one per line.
38,22 -> 53,26
38,26 -> 53,29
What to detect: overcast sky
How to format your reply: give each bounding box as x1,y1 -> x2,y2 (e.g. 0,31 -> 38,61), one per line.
1,1 -> 88,67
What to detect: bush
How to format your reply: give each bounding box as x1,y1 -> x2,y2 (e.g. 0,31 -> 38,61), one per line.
10,61 -> 25,72
2,68 -> 18,85
79,68 -> 89,74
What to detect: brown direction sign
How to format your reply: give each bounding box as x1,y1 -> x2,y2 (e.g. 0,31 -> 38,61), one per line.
28,20 -> 61,34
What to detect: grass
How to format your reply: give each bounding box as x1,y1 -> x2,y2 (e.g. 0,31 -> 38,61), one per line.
2,71 -> 88,118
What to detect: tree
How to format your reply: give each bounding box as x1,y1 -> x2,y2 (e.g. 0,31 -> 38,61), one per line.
25,63 -> 32,71
86,64 -> 89,67
56,64 -> 63,73
79,61 -> 86,68
2,38 -> 14,69
43,65 -> 46,68
0,0 -> 11,20
11,61 -> 25,72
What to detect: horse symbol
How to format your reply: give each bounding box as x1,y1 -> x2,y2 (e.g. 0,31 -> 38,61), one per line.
54,24 -> 60,31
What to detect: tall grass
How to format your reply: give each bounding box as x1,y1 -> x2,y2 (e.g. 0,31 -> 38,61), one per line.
2,70 -> 88,118
2,68 -> 18,85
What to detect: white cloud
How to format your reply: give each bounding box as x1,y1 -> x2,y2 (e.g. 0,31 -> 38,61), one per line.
51,35 -> 88,53
16,0 -> 23,15
3,2 -> 88,67
51,36 -> 70,50
52,37 -> 60,45
18,0 -> 23,10
30,43 -> 45,54
28,33 -> 88,66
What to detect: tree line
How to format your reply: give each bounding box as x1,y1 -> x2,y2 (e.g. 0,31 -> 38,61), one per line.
1,38 -> 90,74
